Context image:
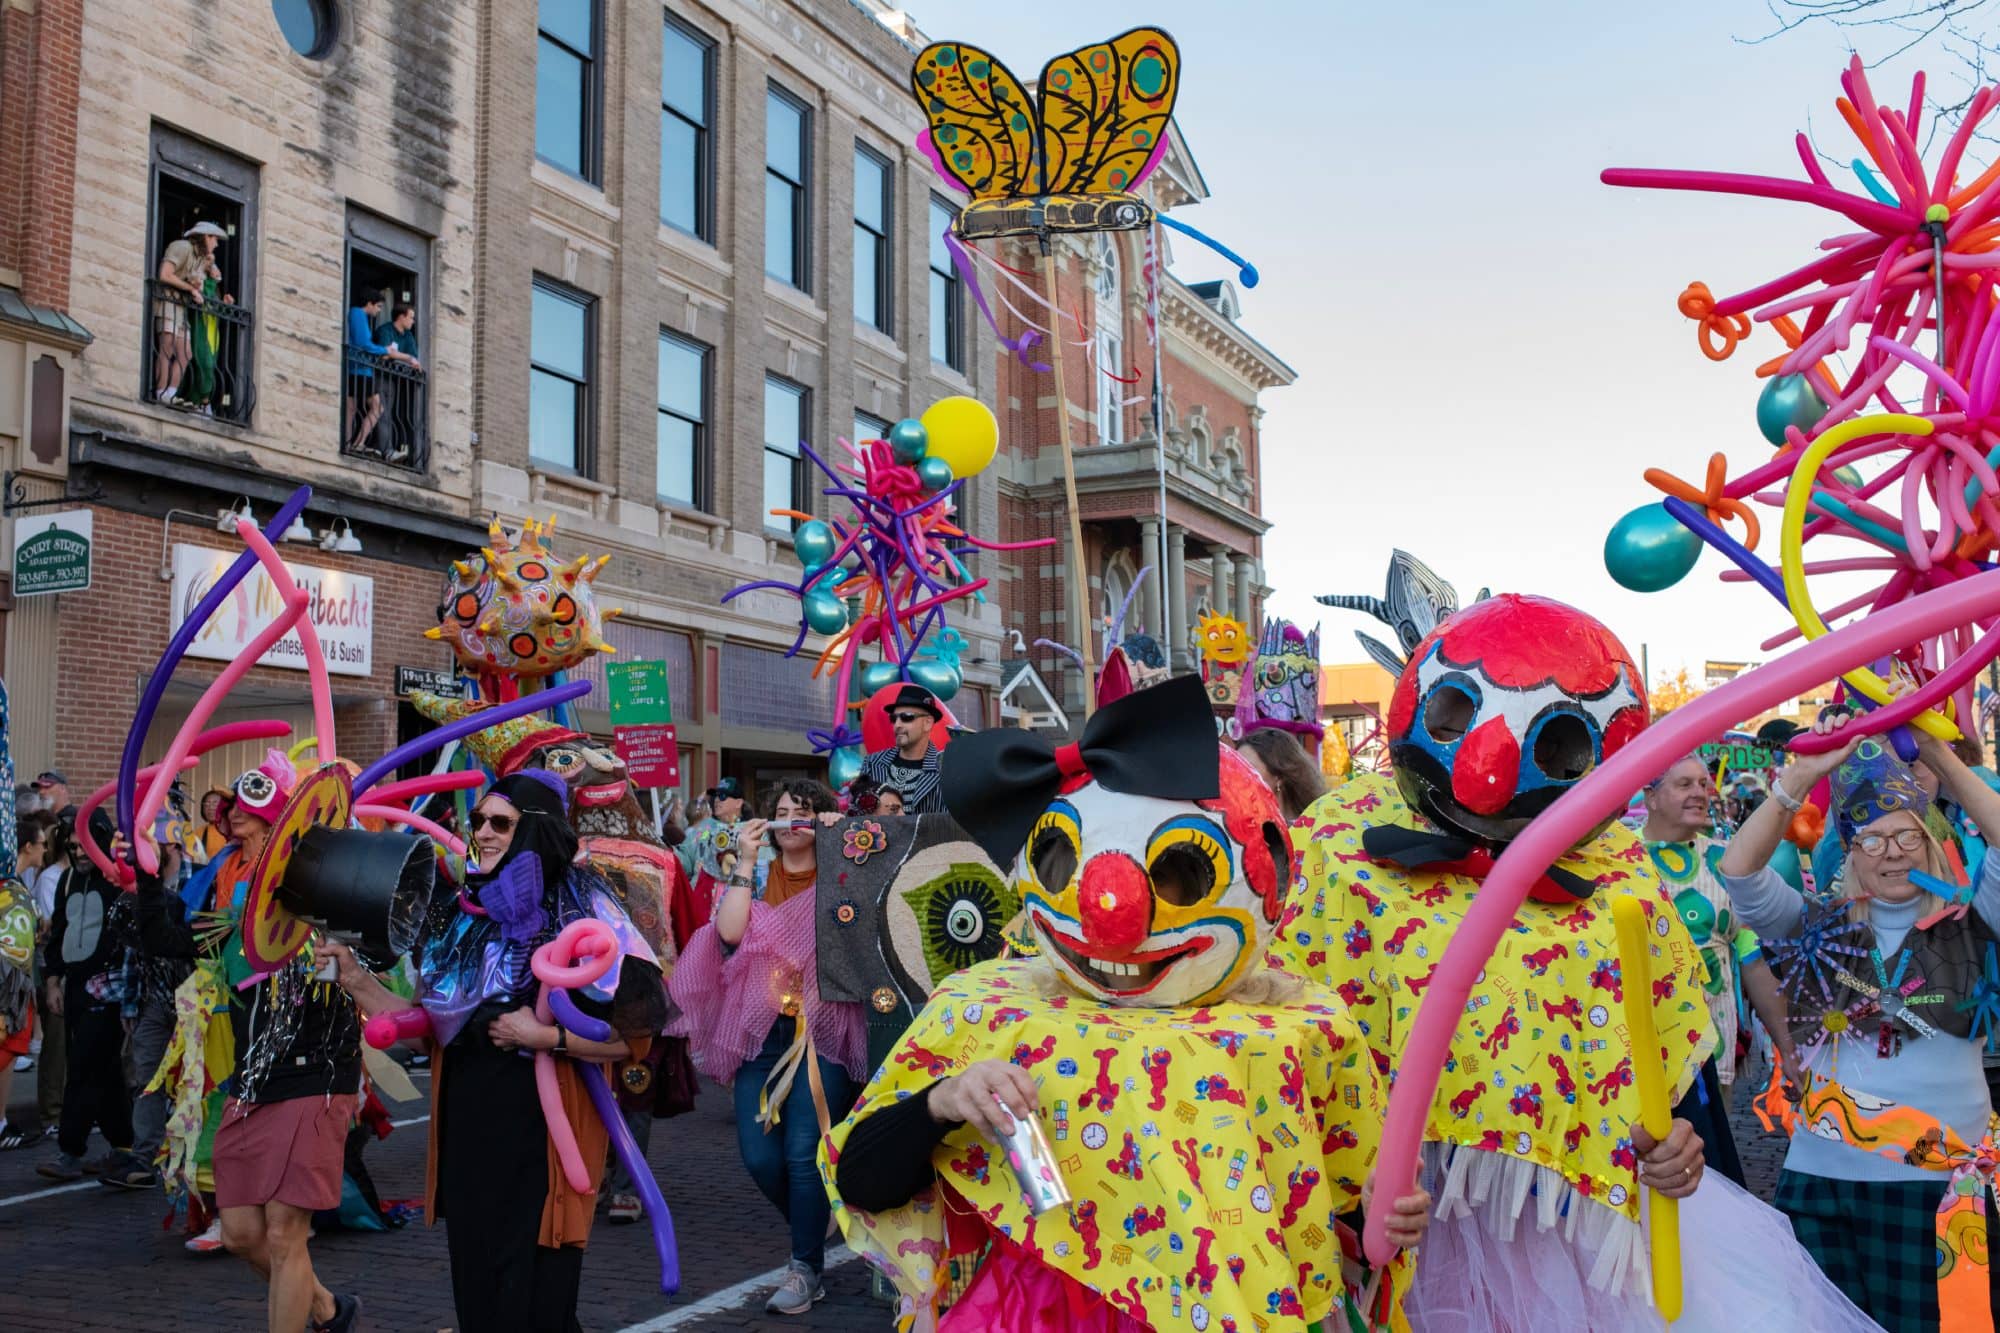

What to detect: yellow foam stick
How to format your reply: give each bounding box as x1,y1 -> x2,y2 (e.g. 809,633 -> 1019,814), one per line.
1779,411 -> 1960,742
1612,897 -> 1683,1322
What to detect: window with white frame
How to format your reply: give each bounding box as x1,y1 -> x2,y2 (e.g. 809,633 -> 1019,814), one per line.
1095,234 -> 1123,444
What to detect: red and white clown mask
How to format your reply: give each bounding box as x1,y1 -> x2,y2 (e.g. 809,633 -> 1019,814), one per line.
942,675 -> 1293,1008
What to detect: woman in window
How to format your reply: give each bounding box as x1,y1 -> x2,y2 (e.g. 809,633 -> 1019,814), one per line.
152,235 -> 205,404
668,779 -> 866,1316
1717,711 -> 2000,1330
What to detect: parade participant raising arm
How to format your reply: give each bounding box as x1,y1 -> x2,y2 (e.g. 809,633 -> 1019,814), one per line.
1718,710 -> 2000,1332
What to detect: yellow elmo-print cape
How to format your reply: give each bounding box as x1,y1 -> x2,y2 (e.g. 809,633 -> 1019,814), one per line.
1275,773 -> 1714,1222
821,958 -> 1408,1333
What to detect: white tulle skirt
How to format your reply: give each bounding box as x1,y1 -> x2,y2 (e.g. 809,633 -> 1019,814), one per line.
1403,1149 -> 1883,1332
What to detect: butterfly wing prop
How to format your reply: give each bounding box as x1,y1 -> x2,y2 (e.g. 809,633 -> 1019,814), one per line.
911,41 -> 1037,201
1036,28 -> 1180,199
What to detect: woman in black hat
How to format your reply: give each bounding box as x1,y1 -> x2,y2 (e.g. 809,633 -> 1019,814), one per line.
326,770 -> 667,1332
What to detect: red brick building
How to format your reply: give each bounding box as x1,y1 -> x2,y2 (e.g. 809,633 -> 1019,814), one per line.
989,130 -> 1294,723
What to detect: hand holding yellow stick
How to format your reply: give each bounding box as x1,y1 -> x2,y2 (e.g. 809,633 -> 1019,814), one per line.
1612,897 -> 1683,1322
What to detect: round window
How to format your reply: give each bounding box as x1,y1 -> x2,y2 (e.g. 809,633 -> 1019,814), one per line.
272,0 -> 337,60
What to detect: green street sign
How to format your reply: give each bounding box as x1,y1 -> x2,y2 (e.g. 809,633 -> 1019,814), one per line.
12,510 -> 92,596
608,659 -> 673,726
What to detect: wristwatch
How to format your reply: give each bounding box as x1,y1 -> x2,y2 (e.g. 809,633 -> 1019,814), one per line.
553,1026 -> 568,1056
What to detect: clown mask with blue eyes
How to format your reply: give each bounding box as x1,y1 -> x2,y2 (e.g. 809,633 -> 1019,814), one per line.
1386,593 -> 1647,849
1017,745 -> 1292,1007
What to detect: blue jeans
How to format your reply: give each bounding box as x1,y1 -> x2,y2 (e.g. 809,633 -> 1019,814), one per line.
733,1020 -> 857,1274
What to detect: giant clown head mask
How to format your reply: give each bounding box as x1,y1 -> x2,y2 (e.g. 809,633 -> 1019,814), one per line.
942,674 -> 1293,1007
1387,593 -> 1646,846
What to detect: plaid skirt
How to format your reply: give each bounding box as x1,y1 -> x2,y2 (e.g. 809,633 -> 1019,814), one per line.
1776,1168 -> 2000,1332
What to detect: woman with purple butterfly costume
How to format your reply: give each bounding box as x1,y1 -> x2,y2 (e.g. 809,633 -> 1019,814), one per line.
325,770 -> 667,1333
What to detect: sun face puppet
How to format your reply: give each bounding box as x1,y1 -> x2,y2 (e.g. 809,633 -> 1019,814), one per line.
941,673 -> 1292,1008
428,517 -> 621,682
1387,593 -> 1645,849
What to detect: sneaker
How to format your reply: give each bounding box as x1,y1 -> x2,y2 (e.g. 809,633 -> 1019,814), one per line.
156,387 -> 178,403
607,1192 -> 642,1223
99,1151 -> 160,1190
79,1150 -> 115,1176
0,1120 -> 29,1151
185,1219 -> 225,1254
310,1293 -> 361,1332
36,1151 -> 84,1181
11,1054 -> 31,1072
764,1260 -> 824,1315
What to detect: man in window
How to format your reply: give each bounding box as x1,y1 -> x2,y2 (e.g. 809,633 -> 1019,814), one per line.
343,294 -> 419,456
857,686 -> 946,815
379,304 -> 424,464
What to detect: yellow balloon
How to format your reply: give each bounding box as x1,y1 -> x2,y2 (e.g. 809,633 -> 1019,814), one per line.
919,396 -> 999,477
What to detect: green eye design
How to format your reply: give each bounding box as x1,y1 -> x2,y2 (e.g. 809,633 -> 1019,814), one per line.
903,861 -> 1021,983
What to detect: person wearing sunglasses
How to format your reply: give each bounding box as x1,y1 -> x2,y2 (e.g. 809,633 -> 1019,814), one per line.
1718,709 -> 2000,1330
323,770 -> 666,1333
855,685 -> 946,815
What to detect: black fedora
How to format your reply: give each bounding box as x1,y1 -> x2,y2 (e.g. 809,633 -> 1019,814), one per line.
882,684 -> 942,720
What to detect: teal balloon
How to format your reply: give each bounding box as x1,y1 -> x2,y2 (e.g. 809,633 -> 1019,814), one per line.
858,661 -> 903,695
794,520 -> 836,569
1604,503 -> 1702,592
1769,837 -> 1805,892
888,418 -> 929,463
916,457 -> 955,492
802,588 -> 848,635
828,745 -> 863,789
1756,374 -> 1828,447
907,657 -> 962,702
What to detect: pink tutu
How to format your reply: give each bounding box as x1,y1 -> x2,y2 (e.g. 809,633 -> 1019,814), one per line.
940,1238 -> 1147,1333
667,891 -> 866,1086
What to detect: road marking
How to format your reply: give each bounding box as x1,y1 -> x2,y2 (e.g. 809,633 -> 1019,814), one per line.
612,1245 -> 858,1332
0,1179 -> 98,1209
390,1115 -> 430,1128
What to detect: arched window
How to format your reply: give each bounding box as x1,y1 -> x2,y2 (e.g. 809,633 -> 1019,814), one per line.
1102,549 -> 1137,637
1094,235 -> 1123,445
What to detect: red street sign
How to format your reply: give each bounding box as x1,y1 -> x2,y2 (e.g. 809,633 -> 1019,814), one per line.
614,723 -> 680,789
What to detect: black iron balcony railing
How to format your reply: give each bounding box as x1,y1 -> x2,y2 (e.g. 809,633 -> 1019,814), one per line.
341,345 -> 429,472
142,280 -> 254,424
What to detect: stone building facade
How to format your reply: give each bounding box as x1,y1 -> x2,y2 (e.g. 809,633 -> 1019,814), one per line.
467,0 -> 1000,793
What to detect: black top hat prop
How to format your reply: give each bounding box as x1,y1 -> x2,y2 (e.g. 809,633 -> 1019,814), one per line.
241,763 -> 437,971
278,826 -> 436,967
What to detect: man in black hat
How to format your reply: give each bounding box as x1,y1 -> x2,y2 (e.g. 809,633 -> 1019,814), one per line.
856,685 -> 946,815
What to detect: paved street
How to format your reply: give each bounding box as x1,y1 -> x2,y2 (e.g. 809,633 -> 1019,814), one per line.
0,1051 -> 1797,1332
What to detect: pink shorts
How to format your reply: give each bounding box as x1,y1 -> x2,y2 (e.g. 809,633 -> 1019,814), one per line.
213,1093 -> 354,1212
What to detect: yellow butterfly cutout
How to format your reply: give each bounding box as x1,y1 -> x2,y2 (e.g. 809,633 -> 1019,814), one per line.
911,28 -> 1180,241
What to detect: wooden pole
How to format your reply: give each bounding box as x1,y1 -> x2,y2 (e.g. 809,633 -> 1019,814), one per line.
1041,237 -> 1097,719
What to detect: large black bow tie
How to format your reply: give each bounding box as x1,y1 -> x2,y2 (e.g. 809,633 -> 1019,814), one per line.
941,673 -> 1220,868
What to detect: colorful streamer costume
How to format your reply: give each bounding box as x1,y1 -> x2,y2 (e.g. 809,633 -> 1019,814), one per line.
822,676 -> 1410,1333
1647,835 -> 1761,1084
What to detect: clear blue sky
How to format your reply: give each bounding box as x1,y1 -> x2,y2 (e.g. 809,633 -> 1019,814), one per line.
902,0 -> 1960,685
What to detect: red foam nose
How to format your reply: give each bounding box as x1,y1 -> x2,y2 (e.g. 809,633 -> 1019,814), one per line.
1077,852 -> 1152,957
1452,717 -> 1521,816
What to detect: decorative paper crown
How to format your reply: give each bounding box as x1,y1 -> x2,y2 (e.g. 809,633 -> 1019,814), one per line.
408,690 -> 586,777
1831,735 -> 1932,846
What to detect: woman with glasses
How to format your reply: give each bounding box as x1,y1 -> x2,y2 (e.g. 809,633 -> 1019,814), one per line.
668,779 -> 866,1316
1718,710 -> 2000,1331
324,770 -> 666,1333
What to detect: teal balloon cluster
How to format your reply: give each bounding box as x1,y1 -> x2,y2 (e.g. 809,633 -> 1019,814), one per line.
886,418 -> 954,490
1756,374 -> 1827,447
854,656 -> 961,703
1604,502 -> 1701,592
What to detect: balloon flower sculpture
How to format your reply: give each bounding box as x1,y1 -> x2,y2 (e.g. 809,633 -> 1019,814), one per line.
1600,57 -> 2000,761
1364,57 -> 2000,1262
722,397 -> 1053,784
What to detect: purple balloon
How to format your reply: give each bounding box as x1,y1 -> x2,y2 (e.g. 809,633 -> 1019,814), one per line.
118,485 -> 313,848
351,679 -> 591,796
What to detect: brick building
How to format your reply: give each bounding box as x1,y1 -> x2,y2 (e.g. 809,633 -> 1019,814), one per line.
464,0 -> 1000,795
5,0 -> 1003,800
1,0 -> 487,796
987,130 -> 1294,721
